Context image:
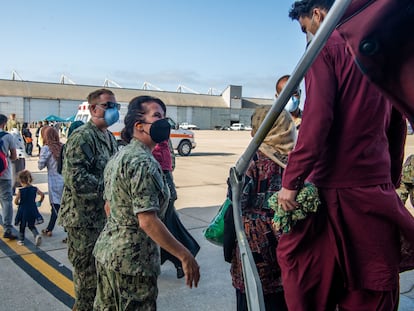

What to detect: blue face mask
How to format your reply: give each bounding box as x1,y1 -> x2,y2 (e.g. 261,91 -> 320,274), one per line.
285,96 -> 300,113
103,107 -> 120,126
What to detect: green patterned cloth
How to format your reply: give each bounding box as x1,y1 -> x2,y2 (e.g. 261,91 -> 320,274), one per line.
268,182 -> 320,233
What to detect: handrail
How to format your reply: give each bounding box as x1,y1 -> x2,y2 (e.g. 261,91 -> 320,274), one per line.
228,1 -> 353,309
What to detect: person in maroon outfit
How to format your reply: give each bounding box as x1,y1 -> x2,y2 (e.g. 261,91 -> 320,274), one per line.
276,1 -> 414,310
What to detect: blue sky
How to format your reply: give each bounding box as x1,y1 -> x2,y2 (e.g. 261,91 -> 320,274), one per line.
1,0 -> 307,99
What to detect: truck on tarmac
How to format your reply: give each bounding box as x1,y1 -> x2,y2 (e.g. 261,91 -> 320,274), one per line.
74,102 -> 196,156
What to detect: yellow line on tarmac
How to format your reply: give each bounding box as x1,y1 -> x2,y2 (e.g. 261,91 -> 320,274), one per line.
0,233 -> 75,298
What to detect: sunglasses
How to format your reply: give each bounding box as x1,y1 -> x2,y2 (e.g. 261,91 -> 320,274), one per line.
98,102 -> 121,110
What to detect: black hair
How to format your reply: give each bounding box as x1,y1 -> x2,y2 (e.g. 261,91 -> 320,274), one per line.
288,0 -> 334,20
121,96 -> 167,143
0,114 -> 7,126
276,75 -> 290,94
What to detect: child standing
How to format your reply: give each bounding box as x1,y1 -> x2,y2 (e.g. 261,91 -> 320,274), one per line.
14,170 -> 44,246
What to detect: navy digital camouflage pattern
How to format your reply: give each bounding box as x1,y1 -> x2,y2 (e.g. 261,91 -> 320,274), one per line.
57,120 -> 118,311
94,261 -> 158,311
398,155 -> 414,206
94,138 -> 170,276
58,121 -> 118,228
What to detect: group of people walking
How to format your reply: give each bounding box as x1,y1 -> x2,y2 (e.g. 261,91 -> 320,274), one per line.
0,115 -> 71,245
1,90 -> 202,310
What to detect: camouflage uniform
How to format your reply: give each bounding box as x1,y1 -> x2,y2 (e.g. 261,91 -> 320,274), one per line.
57,121 -> 118,311
93,139 -> 170,311
397,154 -> 414,206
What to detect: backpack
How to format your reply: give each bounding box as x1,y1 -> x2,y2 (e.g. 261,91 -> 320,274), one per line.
0,132 -> 9,176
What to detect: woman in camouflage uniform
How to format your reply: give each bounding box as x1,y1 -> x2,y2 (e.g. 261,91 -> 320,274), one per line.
93,96 -> 200,311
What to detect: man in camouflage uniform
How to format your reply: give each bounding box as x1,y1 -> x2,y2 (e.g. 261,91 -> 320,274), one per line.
5,113 -> 21,132
397,154 -> 414,206
58,89 -> 119,311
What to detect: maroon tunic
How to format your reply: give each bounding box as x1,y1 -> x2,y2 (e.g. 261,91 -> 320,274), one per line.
278,30 -> 414,310
152,140 -> 172,172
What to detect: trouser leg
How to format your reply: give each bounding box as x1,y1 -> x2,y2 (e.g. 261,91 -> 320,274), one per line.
28,224 -> 39,238
338,288 -> 399,311
46,203 -> 60,231
94,261 -> 158,311
67,227 -> 101,311
0,179 -> 14,231
19,222 -> 25,241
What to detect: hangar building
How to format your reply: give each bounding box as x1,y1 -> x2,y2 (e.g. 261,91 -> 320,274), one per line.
0,79 -> 273,130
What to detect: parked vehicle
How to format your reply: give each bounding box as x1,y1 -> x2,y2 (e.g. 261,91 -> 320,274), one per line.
179,122 -> 200,130
230,123 -> 246,131
168,118 -> 197,156
75,102 -> 197,156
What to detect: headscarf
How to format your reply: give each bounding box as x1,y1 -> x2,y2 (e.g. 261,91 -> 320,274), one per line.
251,106 -> 297,168
41,126 -> 63,160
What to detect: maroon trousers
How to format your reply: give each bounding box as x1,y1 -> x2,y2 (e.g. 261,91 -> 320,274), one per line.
277,184 -> 413,311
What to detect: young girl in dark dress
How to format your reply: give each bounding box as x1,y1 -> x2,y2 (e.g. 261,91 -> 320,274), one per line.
14,170 -> 45,246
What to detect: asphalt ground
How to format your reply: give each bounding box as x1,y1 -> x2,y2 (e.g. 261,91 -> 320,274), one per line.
0,130 -> 413,310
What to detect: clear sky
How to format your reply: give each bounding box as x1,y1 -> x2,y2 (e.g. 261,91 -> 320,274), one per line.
1,0 -> 307,99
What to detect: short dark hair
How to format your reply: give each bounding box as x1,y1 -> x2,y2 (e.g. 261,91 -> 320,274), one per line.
0,114 -> 7,126
121,96 -> 167,143
288,0 -> 334,20
276,75 -> 290,94
87,89 -> 114,104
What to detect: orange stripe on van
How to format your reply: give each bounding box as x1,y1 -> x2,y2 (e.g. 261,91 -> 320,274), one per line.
170,133 -> 193,138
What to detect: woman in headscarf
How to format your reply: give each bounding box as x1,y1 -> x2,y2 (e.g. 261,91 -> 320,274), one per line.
38,126 -> 64,236
223,107 -> 297,311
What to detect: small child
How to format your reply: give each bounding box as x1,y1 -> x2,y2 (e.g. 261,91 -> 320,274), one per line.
14,170 -> 45,246
398,154 -> 414,206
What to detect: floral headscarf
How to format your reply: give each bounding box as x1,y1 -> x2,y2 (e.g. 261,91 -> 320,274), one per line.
251,106 -> 297,168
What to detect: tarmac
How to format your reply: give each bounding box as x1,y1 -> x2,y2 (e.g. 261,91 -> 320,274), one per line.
0,130 -> 413,310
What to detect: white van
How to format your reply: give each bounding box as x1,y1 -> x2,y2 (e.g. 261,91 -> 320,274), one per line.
74,102 -> 196,156
230,123 -> 246,131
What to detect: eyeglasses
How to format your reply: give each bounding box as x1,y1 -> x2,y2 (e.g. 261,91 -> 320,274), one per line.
98,102 -> 121,110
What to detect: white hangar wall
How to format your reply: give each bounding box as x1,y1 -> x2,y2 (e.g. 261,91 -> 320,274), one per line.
0,80 -> 273,129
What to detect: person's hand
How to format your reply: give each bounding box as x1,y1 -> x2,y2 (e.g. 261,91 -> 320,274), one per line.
278,187 -> 299,211
181,254 -> 200,288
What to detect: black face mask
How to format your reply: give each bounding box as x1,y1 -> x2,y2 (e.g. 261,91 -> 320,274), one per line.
148,118 -> 171,143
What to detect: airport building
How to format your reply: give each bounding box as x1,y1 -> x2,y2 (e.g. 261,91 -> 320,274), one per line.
0,79 -> 273,129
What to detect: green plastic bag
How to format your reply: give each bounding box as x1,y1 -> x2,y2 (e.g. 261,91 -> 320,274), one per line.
203,198 -> 232,246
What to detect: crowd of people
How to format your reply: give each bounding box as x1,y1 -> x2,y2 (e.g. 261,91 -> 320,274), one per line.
0,90 -> 202,310
0,1 -> 414,310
